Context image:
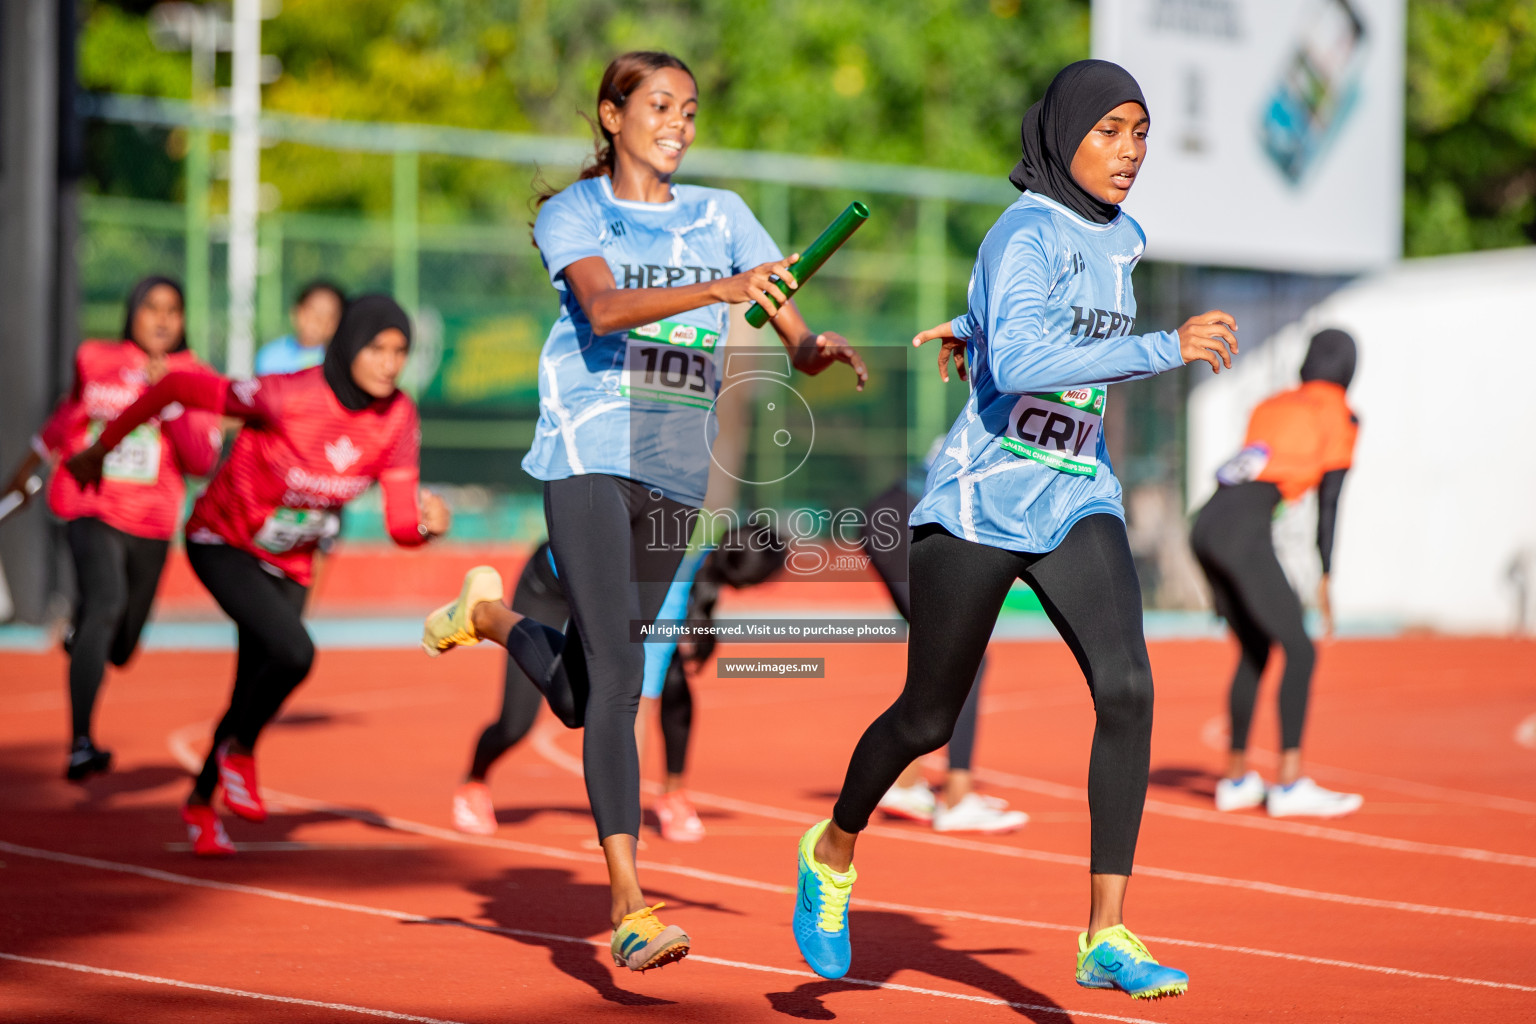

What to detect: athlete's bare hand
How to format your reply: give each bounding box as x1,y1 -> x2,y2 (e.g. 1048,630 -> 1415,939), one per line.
716,255 -> 801,318
808,331 -> 867,391
65,441 -> 108,492
912,321 -> 967,383
1178,310 -> 1238,373
419,489 -> 451,538
1179,310 -> 1238,371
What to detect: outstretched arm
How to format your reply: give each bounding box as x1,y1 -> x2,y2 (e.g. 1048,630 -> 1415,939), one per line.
379,468 -> 449,548
763,299 -> 867,391
65,368 -> 235,489
160,406 -> 225,477
975,231 -> 1237,394
8,352 -> 91,500
562,254 -> 809,337
912,315 -> 971,383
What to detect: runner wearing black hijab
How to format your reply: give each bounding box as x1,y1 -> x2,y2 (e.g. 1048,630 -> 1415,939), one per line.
793,60 -> 1239,999
1192,328 -> 1363,818
70,294 -> 451,855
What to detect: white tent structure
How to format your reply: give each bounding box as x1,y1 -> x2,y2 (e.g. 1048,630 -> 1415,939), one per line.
1187,246 -> 1536,633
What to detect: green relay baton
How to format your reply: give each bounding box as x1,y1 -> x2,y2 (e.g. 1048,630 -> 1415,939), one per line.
745,201 -> 870,328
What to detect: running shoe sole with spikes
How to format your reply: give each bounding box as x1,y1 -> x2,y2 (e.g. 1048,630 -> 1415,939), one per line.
1076,925 -> 1188,1000
609,903 -> 690,972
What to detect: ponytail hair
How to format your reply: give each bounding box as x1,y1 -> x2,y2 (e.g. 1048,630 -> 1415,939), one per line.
532,50 -> 695,211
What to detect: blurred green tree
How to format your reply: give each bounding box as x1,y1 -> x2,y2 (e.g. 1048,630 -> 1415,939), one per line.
1405,0 -> 1536,254
77,0 -> 1536,253
79,0 -> 1086,220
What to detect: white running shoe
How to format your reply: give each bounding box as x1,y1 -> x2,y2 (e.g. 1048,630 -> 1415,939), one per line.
1214,770 -> 1267,811
1265,777 -> 1363,818
877,781 -> 936,823
932,792 -> 1029,833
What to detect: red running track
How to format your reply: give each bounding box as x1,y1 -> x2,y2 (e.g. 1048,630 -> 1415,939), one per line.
2,636 -> 1534,1022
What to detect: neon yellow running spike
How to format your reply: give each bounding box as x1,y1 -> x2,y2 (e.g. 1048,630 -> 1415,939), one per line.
1075,924 -> 1188,1000
422,566 -> 504,657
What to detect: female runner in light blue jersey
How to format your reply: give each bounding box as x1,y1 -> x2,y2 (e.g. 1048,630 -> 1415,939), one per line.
792,60 -> 1239,1000
422,50 -> 866,972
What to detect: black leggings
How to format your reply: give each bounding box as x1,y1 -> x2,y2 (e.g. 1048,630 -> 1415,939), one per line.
657,654 -> 693,777
469,543 -> 567,781
186,542 -> 311,800
860,484 -> 983,771
470,540 -> 700,783
1190,482 -> 1314,752
65,517 -> 169,740
504,475 -> 695,839
833,515 -> 1153,875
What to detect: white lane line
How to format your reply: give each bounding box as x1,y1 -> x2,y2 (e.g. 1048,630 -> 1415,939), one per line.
1200,715 -> 1536,815
11,826 -> 1536,1005
1516,713 -> 1536,750
167,716 -> 1536,988
0,951 -> 468,1024
531,724 -> 1536,926
162,727 -> 1536,992
960,761 -> 1536,869
0,841 -> 1164,1024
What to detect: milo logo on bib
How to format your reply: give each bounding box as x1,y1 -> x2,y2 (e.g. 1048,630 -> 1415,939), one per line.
630,319 -> 719,351
998,387 -> 1107,477
1059,388 -> 1105,413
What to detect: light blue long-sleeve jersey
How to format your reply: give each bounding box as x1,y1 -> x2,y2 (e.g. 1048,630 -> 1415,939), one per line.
522,176 -> 782,506
910,191 -> 1184,554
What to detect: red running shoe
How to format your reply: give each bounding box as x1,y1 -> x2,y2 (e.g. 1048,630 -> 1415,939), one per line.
216,742 -> 267,822
181,803 -> 235,857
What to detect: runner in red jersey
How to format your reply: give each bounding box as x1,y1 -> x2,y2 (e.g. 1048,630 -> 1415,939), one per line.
69,295 -> 450,856
3,277 -> 222,781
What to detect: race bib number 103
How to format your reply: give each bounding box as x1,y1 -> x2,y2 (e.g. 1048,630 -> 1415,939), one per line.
622,320 -> 720,411
998,387 -> 1106,477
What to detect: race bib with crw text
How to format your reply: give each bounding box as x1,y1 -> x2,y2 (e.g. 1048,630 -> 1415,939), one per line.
997,387 -> 1106,477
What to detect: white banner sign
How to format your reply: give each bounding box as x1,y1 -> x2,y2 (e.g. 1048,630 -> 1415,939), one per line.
1092,0 -> 1404,272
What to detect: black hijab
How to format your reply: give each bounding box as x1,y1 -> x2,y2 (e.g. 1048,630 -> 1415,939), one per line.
322,294 -> 412,411
1009,59 -> 1148,225
1299,328 -> 1356,389
123,275 -> 188,353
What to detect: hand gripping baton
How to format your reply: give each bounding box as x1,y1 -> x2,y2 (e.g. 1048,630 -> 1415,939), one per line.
745,201 -> 870,328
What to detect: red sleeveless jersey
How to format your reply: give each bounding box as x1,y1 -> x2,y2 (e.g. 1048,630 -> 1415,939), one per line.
35,340 -> 222,540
